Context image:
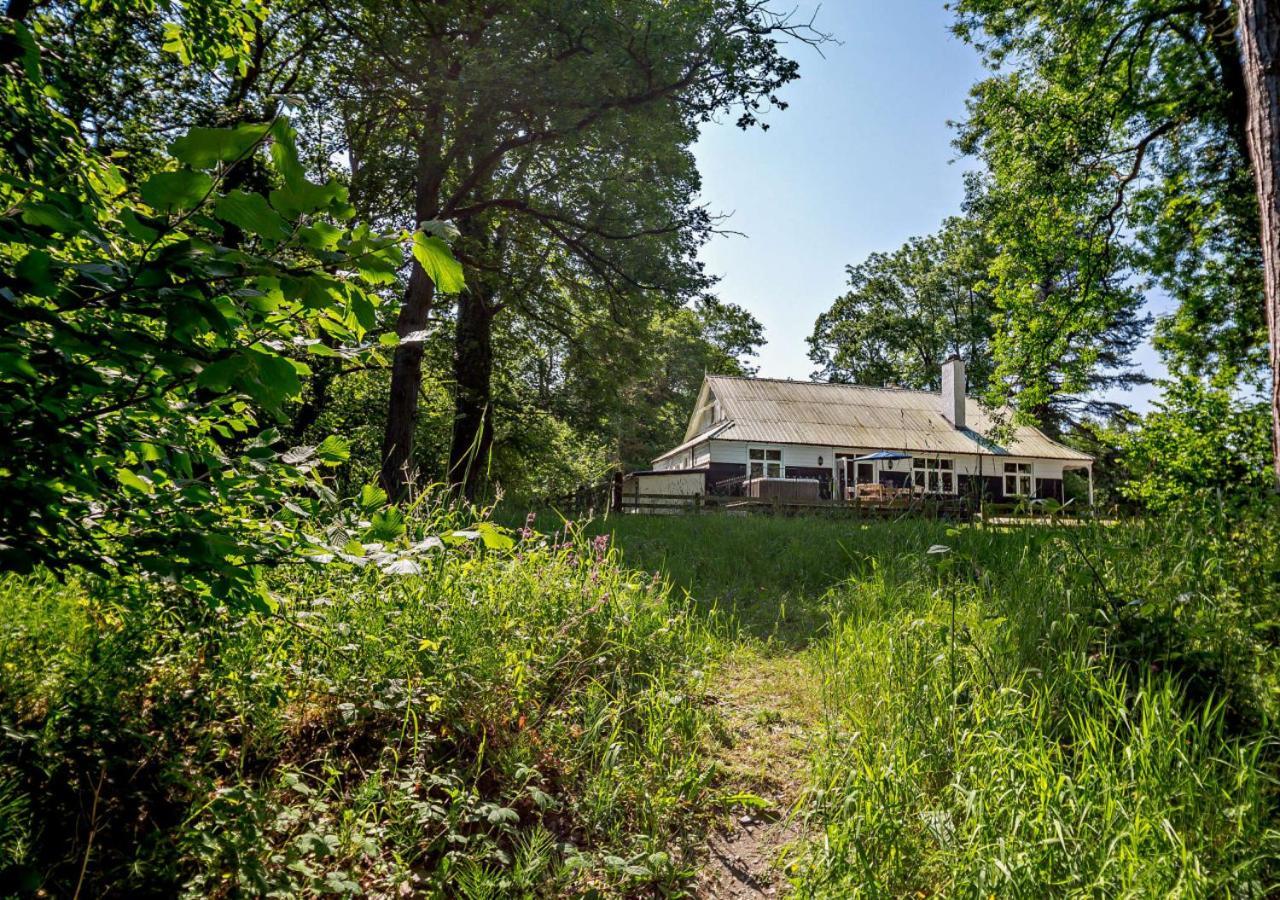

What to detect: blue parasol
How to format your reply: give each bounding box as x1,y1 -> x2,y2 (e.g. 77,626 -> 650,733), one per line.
853,450 -> 913,461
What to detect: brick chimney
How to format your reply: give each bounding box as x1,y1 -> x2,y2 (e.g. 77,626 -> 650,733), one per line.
941,355 -> 965,429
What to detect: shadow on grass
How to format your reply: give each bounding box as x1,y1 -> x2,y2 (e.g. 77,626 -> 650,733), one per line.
567,513 -> 959,648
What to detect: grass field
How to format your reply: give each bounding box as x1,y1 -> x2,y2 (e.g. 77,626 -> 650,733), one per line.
2,508 -> 1278,896
577,511 -> 1280,895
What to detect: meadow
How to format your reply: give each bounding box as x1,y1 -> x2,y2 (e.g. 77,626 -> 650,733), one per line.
2,507 -> 1278,896
583,511 -> 1280,895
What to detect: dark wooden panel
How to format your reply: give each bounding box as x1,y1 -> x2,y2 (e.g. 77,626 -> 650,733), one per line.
1035,478 -> 1065,502
785,466 -> 834,499
959,474 -> 1004,501
707,462 -> 747,495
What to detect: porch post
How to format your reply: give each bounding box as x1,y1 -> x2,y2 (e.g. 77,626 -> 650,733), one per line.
1088,465 -> 1094,508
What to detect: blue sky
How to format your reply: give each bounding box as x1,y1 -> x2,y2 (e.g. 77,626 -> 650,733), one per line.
692,0 -> 1164,412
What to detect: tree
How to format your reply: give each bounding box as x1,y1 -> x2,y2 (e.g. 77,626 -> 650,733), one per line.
1238,0 -> 1280,485
0,2 -> 459,604
328,0 -> 824,498
1120,372 -> 1272,510
808,216 -> 997,395
953,0 -> 1278,476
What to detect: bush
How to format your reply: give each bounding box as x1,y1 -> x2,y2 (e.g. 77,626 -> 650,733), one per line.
0,523 -> 717,896
1119,372 -> 1273,513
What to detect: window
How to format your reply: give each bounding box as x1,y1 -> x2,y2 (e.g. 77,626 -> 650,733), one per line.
749,447 -> 782,478
912,457 -> 955,493
1004,462 -> 1034,497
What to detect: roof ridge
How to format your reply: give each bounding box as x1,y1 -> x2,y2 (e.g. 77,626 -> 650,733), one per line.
706,374 -> 974,400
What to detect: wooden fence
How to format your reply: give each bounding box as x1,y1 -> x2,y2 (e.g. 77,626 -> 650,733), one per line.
538,475 -> 1101,524
614,491 -> 976,520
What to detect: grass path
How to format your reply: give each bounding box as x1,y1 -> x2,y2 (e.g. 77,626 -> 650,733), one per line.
574,515 -> 856,896
696,650 -> 821,897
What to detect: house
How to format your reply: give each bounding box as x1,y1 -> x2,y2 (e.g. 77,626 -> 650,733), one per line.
648,357 -> 1095,504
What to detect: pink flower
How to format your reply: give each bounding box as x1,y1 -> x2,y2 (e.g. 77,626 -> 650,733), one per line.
592,534 -> 610,559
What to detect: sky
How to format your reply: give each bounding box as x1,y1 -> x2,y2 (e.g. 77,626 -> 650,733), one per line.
691,0 -> 1166,412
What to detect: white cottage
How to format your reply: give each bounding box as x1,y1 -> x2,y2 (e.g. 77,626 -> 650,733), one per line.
650,358 -> 1094,504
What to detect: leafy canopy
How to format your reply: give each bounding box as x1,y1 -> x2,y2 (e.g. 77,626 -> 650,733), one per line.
0,11 -> 461,605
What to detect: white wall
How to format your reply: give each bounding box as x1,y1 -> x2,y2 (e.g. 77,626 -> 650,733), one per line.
623,472 -> 705,513
706,440 -> 1076,483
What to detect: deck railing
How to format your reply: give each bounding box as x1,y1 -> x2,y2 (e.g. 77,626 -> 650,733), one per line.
614,490 -> 976,519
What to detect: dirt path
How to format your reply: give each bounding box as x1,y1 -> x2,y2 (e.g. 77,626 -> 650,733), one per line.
696,651 -> 821,898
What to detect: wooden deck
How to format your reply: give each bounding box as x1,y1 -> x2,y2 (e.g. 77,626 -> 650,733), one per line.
616,491 -> 976,519
613,492 -> 1098,524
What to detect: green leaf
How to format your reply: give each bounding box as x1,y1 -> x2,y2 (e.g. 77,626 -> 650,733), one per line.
352,237 -> 401,285
116,468 -> 154,494
486,806 -> 520,825
366,506 -> 405,541
297,221 -> 343,251
169,123 -> 271,170
475,522 -> 515,551
315,435 -> 350,464
243,349 -> 302,411
349,290 -> 376,331
120,208 -> 161,241
20,203 -> 80,235
199,350 -> 300,412
197,356 -> 245,392
160,21 -> 190,64
359,484 -> 388,513
213,190 -> 290,241
140,169 -> 214,213
411,232 -> 465,294
270,180 -> 344,219
268,118 -> 308,189
14,250 -> 54,296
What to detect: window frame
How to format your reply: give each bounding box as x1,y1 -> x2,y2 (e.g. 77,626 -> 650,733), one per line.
911,456 -> 956,494
1003,462 -> 1034,497
748,446 -> 784,479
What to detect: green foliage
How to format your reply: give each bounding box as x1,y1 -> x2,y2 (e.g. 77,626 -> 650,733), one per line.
0,522 -> 718,896
1119,372 -> 1273,511
5,504 -> 1280,896
412,232 -> 466,295
809,215 -> 995,393
591,511 -> 1280,895
787,511 -> 1280,895
0,16 -> 464,604
951,0 -> 1264,421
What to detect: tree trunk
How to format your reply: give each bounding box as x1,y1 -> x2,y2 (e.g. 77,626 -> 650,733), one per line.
379,262 -> 436,497
1238,0 -> 1280,487
291,355 -> 339,441
378,116 -> 444,499
448,288 -> 495,501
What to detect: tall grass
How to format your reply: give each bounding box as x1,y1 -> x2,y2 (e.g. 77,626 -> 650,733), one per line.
793,514 -> 1280,896
0,526 -> 719,896
5,506 -> 1278,895
591,509 -> 1280,895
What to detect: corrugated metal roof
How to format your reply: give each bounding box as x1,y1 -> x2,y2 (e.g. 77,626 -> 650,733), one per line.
676,376 -> 1092,462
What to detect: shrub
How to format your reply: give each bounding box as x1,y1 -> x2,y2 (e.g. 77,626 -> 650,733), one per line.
0,524 -> 717,896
